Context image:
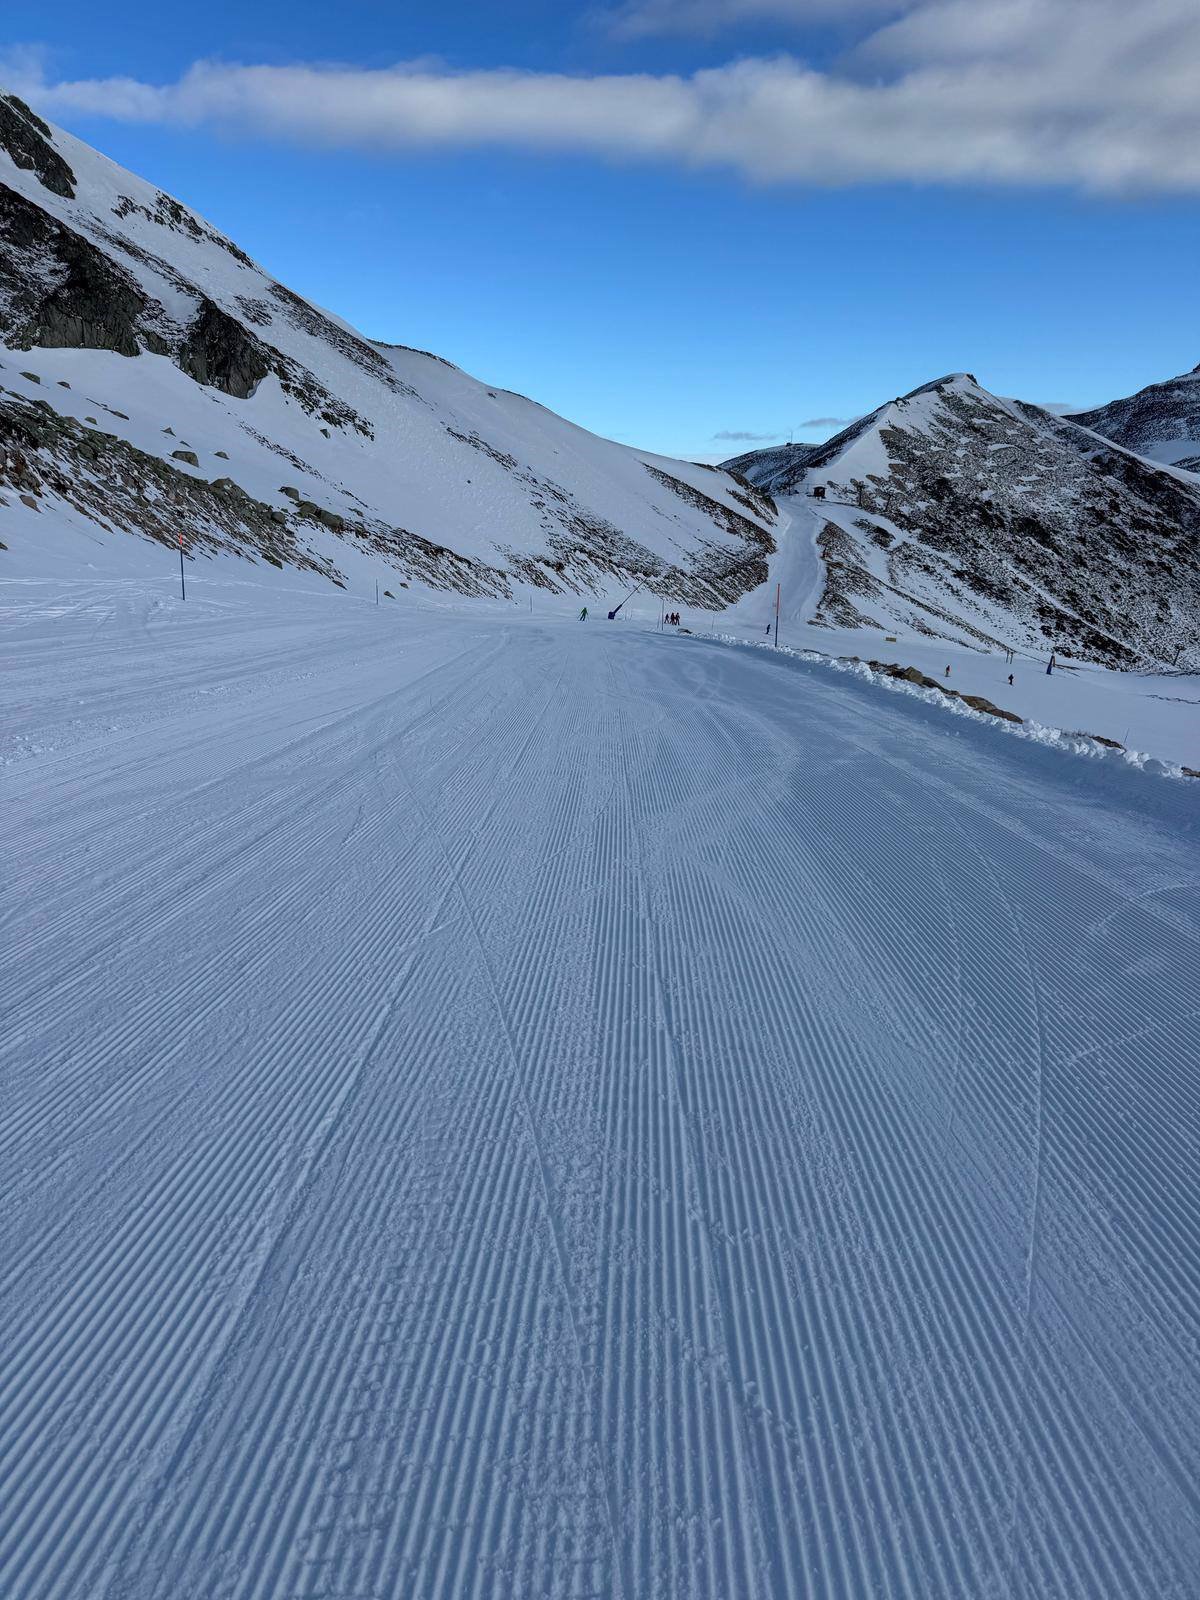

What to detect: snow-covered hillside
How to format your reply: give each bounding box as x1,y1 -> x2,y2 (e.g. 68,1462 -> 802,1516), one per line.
0,93 -> 776,605
726,373 -> 1200,671
4,90 -> 1198,679
1070,362 -> 1200,471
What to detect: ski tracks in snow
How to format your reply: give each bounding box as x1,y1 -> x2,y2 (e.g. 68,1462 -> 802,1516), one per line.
2,587 -> 1199,1599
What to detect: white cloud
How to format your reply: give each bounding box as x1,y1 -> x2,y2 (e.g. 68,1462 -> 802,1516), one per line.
9,0 -> 1200,193
600,0 -> 904,40
712,428 -> 784,440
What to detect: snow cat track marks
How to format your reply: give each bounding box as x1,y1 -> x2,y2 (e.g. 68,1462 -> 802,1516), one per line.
628,638 -> 1189,1597
0,694 -> 508,1593
601,647 -> 770,1600
634,694 -> 938,1597
817,693 -> 1190,1587
0,636 -> 506,1203
0,635 -> 500,1037
662,782 -> 1015,1592
782,667 -> 1200,1594
0,620 -> 620,1587
378,643 -> 633,1598
605,646 -> 1010,1594
3,598 -> 1200,1598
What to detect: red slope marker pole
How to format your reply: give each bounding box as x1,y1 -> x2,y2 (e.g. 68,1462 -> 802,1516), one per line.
179,530 -> 186,602
774,582 -> 780,649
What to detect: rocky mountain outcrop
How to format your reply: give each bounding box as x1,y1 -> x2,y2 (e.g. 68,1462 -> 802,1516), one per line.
1069,365 -> 1200,471
727,374 -> 1200,670
0,186 -> 146,356
0,95 -> 74,198
0,91 -> 777,603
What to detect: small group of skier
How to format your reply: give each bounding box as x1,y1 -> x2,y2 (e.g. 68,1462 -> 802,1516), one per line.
665,611 -> 681,627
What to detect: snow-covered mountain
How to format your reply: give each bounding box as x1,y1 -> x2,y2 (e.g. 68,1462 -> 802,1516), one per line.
0,93 -> 777,603
725,373 -> 1200,670
1069,363 -> 1200,472
4,92 -> 1199,673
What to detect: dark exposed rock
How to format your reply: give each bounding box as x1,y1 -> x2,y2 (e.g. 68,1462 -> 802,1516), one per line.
177,300 -> 270,399
0,387 -> 339,579
171,448 -> 199,466
210,476 -> 250,499
0,96 -> 76,198
961,694 -> 1023,723
113,191 -> 256,268
1,183 -> 372,433
1071,366 -> 1200,461
267,282 -> 401,386
643,462 -> 778,549
0,187 -> 148,357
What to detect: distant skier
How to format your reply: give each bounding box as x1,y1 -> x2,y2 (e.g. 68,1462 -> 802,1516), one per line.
945,665 -> 951,678
1008,673 -> 1014,686
579,606 -> 588,621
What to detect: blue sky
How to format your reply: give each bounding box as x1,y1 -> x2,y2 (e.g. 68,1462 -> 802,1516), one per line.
5,0 -> 1199,460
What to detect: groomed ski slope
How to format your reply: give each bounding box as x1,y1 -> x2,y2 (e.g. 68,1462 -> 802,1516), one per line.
3,577 -> 1199,1600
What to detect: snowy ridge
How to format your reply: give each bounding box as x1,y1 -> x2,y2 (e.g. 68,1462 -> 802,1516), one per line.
726,373 -> 1200,670
1071,362 -> 1200,470
0,92 -> 776,605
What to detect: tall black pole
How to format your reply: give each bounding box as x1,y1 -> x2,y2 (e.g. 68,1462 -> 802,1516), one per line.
179,533 -> 186,601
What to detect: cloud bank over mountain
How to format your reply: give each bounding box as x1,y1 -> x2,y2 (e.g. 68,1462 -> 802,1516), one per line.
9,0 -> 1200,192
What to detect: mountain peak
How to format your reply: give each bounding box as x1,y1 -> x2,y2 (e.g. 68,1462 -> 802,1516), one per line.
725,370 -> 1200,670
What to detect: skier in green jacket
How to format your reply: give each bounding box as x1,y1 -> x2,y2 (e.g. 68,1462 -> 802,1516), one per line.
579,606 -> 588,621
